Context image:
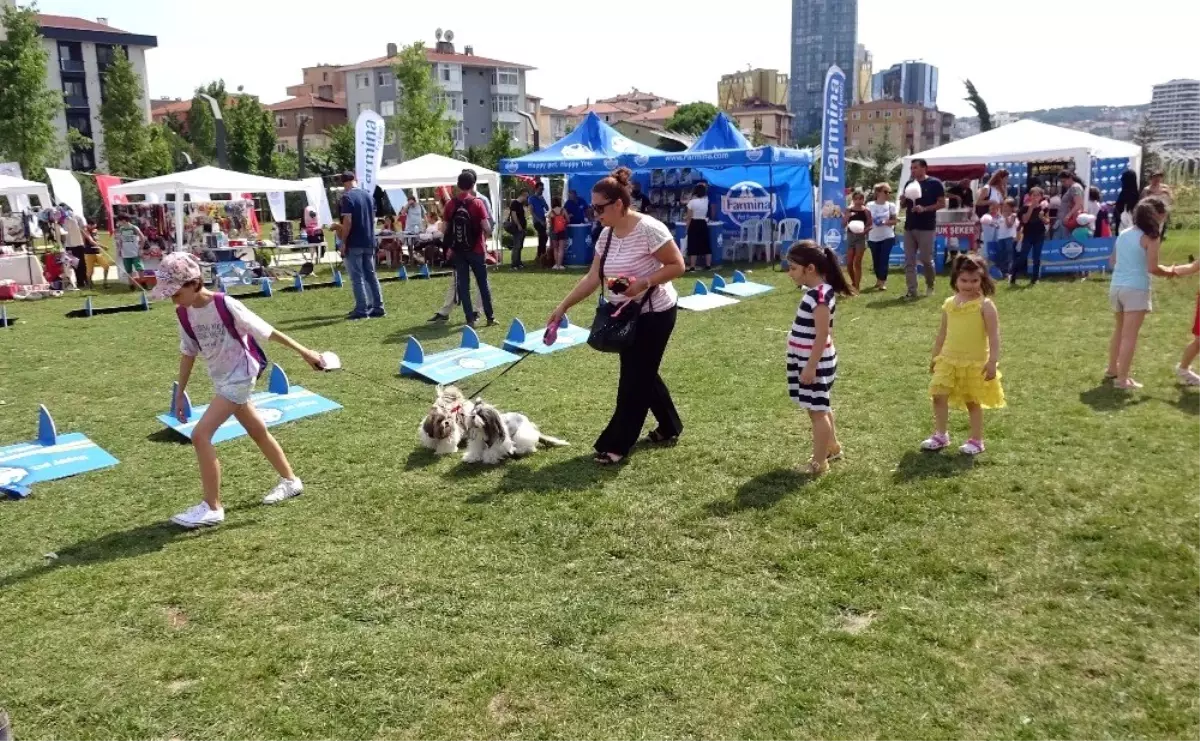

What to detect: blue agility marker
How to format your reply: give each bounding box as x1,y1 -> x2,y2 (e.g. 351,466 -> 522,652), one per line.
139,290 -> 150,311
712,270 -> 773,298
503,315 -> 589,355
419,264 -> 431,279
0,405 -> 119,499
398,265 -> 409,281
400,326 -> 521,384
332,269 -> 343,287
677,279 -> 740,312
260,277 -> 273,297
84,296 -> 94,317
156,364 -> 342,445
293,274 -> 304,292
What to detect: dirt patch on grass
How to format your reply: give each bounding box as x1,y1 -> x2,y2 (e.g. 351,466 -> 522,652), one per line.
164,605 -> 189,630
835,608 -> 878,634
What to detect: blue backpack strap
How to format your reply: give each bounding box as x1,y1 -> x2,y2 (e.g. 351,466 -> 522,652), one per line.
212,293 -> 269,378
175,304 -> 198,345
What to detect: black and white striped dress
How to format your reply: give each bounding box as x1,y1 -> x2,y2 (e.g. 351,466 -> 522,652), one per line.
787,283 -> 838,411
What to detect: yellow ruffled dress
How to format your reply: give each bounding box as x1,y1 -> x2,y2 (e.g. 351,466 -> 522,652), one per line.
929,296 -> 1006,410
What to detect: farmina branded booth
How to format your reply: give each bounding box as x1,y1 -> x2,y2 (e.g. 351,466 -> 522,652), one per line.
500,112 -> 813,266
900,120 -> 1141,275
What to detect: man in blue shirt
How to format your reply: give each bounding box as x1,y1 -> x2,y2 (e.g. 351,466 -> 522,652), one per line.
565,189 -> 587,225
527,182 -> 549,262
333,171 -> 385,319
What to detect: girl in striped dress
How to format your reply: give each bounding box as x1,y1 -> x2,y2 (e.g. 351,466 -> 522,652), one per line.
786,241 -> 855,475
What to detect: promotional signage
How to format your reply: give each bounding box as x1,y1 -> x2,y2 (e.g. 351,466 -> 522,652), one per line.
355,110 -> 385,195
1038,237 -> 1115,274
818,65 -> 847,253
936,222 -> 978,239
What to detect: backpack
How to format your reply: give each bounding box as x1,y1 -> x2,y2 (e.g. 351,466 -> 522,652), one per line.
447,196 -> 479,256
551,211 -> 567,233
176,293 -> 268,378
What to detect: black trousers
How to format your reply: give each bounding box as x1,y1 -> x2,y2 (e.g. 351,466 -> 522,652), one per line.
595,306 -> 683,457
534,220 -> 548,258
68,246 -> 88,287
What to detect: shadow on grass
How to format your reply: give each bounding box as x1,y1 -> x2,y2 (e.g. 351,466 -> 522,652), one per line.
147,428 -> 190,445
865,296 -> 916,310
466,453 -> 619,504
892,450 -> 975,482
381,322 -> 461,346
273,314 -> 348,331
0,520 -> 254,590
1079,384 -> 1150,412
705,468 -> 813,516
1168,389 -> 1199,416
405,447 -> 442,470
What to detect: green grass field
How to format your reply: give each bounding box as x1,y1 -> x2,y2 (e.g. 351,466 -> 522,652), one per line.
1,234 -> 1197,739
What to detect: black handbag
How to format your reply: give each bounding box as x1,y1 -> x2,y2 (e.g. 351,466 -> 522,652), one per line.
587,228 -> 655,353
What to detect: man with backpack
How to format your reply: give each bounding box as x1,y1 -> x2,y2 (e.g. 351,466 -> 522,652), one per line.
443,169 -> 496,328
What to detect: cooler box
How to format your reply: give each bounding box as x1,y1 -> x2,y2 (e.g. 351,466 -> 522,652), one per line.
565,224 -> 594,266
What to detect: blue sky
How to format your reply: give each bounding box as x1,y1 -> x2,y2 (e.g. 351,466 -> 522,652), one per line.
31,0 -> 1198,116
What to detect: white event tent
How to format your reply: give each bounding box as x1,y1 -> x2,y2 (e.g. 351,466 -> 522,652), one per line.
900,119 -> 1142,197
376,154 -> 502,250
108,166 -> 310,249
0,173 -> 52,208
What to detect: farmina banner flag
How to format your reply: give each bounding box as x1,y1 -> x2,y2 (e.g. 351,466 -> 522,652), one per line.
818,65 -> 847,254
355,110 -> 385,195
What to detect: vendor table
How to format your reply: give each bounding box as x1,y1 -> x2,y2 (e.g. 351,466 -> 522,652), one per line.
0,253 -> 40,285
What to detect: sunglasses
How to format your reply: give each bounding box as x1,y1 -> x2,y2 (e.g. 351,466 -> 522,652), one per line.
592,200 -> 615,214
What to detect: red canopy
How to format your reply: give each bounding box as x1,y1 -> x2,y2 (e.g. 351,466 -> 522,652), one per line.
925,164 -> 988,181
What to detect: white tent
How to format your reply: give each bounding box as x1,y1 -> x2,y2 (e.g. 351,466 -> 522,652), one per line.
900,119 -> 1142,196
109,166 -> 310,249
0,173 -> 52,208
376,155 -> 502,249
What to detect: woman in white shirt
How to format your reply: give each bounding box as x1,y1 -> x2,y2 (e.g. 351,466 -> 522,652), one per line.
865,182 -> 899,291
684,182 -> 712,272
549,167 -> 686,466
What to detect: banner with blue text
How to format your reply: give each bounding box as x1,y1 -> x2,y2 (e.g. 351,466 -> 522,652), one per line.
818,65 -> 847,254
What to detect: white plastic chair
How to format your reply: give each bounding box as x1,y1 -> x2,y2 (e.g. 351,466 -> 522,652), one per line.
774,218 -> 803,262
730,218 -> 762,263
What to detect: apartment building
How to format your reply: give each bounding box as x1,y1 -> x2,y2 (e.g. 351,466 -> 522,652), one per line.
717,68 -> 788,110
1149,79 -> 1199,152
847,99 -> 954,156
340,35 -> 534,161
286,64 -> 345,103
28,13 -> 158,172
269,94 -> 348,152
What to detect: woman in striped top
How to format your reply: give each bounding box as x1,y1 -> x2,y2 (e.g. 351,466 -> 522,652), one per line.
786,241 -> 855,475
549,167 -> 687,466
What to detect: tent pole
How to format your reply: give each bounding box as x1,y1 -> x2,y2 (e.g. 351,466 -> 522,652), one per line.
175,186 -> 185,252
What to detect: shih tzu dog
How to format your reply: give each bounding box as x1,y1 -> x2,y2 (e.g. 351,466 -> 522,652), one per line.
418,385 -> 473,455
463,399 -> 569,464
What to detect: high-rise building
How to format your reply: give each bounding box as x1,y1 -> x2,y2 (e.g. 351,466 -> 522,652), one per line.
717,68 -> 789,110
340,34 -> 534,161
789,0 -> 858,142
853,44 -> 872,104
1149,79 -> 1199,152
871,61 -> 938,109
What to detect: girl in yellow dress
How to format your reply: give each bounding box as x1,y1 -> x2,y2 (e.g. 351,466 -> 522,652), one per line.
920,253 -> 1005,455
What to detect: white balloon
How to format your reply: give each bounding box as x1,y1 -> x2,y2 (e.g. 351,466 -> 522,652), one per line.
979,214 -> 994,226
1076,213 -> 1094,226
904,181 -> 923,201
847,220 -> 865,234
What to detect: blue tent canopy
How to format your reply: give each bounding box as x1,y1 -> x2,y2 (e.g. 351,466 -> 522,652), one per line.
690,112 -> 750,152
500,112 -> 666,175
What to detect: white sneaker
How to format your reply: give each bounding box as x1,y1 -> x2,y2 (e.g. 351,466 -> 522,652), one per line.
263,477 -> 304,504
1176,365 -> 1200,386
925,287 -> 935,297
170,501 -> 224,528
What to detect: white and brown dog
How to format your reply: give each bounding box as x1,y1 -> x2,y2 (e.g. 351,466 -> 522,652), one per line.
418,385 -> 473,455
463,399 -> 569,464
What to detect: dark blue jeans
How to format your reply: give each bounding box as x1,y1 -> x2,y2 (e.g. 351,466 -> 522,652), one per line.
344,247 -> 384,315
1012,235 -> 1044,283
867,238 -> 895,282
989,237 -> 1015,275
454,250 -> 494,322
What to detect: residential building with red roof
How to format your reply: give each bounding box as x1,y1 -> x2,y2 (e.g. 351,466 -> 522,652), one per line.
339,34 -> 535,161
267,94 -> 348,153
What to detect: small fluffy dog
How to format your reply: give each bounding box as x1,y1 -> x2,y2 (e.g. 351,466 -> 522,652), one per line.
463,399 -> 569,464
418,385 -> 473,455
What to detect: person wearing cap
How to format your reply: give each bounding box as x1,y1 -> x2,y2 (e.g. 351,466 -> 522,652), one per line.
153,252 -> 326,528
333,171 -> 385,319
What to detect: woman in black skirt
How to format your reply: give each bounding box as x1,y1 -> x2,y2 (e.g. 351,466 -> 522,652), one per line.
685,182 -> 712,272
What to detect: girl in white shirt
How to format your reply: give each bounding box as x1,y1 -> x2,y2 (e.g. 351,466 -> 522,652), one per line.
684,183 -> 712,272
866,182 -> 899,291
549,167 -> 686,466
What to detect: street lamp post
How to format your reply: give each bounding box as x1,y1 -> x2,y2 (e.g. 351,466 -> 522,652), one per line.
197,93 -> 227,168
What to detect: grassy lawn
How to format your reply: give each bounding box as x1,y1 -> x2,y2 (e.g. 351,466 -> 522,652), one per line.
0,233 -> 1197,739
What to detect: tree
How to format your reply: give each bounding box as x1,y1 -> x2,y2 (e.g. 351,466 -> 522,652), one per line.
98,47 -> 160,177
793,130 -> 822,149
964,79 -> 992,132
864,125 -> 899,189
391,42 -> 453,158
474,126 -> 517,172
256,109 -> 277,175
750,117 -> 767,147
0,3 -> 64,178
665,102 -> 719,136
220,93 -> 275,174
185,80 -> 227,163
1132,116 -> 1161,183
